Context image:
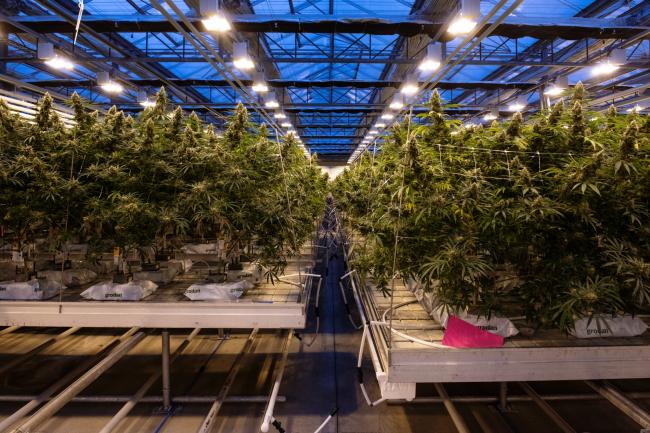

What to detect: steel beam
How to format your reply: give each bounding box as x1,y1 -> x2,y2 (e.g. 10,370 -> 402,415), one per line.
9,56 -> 649,68
7,14 -> 647,40
24,78 -> 538,90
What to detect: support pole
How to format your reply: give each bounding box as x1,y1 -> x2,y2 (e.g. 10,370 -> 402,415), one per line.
499,382 -> 508,411
161,330 -> 171,411
585,380 -> 650,429
98,328 -> 201,433
11,331 -> 145,433
518,382 -> 576,433
434,383 -> 471,433
196,329 -> 258,433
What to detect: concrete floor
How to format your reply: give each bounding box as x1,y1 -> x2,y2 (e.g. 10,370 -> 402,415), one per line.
0,242 -> 648,432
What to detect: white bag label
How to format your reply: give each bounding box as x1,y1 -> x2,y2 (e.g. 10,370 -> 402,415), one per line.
81,280 -> 158,301
184,280 -> 253,301
572,316 -> 649,338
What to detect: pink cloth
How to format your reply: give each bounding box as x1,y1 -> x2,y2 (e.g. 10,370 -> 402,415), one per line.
442,315 -> 504,348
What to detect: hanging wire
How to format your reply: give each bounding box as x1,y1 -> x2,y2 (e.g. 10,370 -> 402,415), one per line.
387,107 -> 414,350
272,129 -> 302,284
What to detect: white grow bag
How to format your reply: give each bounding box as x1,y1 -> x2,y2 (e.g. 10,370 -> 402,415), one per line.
405,277 -> 519,338
180,243 -> 222,255
184,280 -> 254,301
38,269 -> 97,287
81,280 -> 158,301
571,316 -> 648,339
0,279 -> 65,300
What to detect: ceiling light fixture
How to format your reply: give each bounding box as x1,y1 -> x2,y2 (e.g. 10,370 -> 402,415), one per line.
200,0 -> 231,32
418,43 -> 442,72
202,14 -> 231,32
137,90 -> 155,108
592,48 -> 626,77
265,98 -> 279,109
38,42 -> 74,71
251,72 -> 269,93
375,122 -> 387,128
97,71 -> 124,94
400,74 -> 419,96
233,42 -> 254,70
483,108 -> 498,121
274,112 -> 286,119
448,0 -> 480,36
544,75 -> 568,97
508,95 -> 527,112
389,94 -> 404,110
45,55 -> 74,71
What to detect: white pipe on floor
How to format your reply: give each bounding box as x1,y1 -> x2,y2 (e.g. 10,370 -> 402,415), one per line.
586,380 -> 650,428
0,326 -> 21,336
0,395 -> 286,404
98,328 -> 201,433
260,331 -> 293,432
0,327 -> 140,433
11,331 -> 146,433
434,383 -> 472,433
519,382 -> 576,433
312,408 -> 338,433
196,329 -> 258,433
0,327 -> 80,375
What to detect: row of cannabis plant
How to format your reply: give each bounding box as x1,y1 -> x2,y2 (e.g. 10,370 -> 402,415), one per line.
333,84 -> 649,331
0,88 -> 327,276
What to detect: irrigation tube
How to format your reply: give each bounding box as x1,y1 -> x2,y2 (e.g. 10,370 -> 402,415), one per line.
98,328 -> 202,433
0,327 -> 140,433
341,271 -> 384,375
356,325 -> 386,407
196,329 -> 259,433
12,331 -> 146,433
260,331 -> 293,432
0,326 -> 80,375
338,280 -> 362,330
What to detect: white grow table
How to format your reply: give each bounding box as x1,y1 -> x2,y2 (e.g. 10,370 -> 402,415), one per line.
359,280 -> 650,383
0,252 -> 317,330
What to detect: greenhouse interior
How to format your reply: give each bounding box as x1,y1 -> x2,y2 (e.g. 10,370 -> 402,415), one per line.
0,0 -> 649,432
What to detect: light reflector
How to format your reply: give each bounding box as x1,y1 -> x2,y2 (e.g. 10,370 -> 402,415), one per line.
233,42 -> 254,70
45,55 -> 74,70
